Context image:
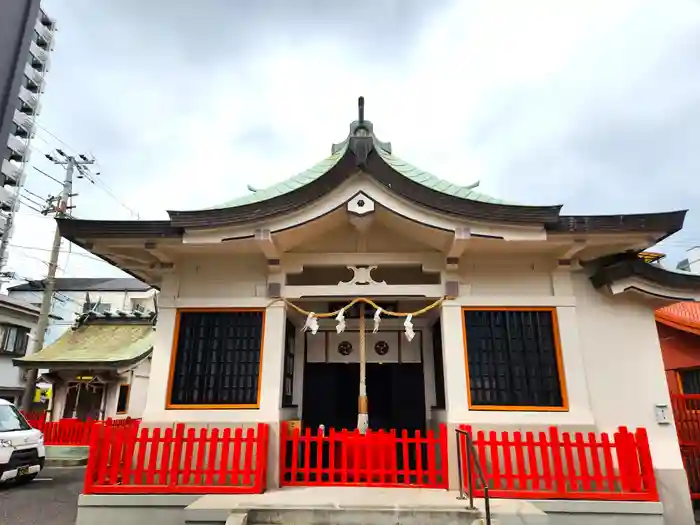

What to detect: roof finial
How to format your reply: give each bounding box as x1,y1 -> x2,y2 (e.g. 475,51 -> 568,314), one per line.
358,96 -> 365,123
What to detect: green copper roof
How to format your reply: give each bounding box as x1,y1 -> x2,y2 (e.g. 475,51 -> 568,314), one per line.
211,146 -> 348,209
375,147 -> 510,205
209,119 -> 510,210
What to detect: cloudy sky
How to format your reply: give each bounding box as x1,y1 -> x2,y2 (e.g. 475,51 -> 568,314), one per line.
6,0 -> 700,283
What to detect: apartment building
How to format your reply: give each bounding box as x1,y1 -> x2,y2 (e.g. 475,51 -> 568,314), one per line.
0,0 -> 56,268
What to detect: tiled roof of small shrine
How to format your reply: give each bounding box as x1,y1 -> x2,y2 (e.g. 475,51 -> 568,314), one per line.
656,301 -> 700,334
14,315 -> 154,368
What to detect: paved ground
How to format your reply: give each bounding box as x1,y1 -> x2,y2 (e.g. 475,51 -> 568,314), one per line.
0,466 -> 85,525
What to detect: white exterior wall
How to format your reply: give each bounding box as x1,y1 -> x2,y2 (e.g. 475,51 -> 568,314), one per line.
8,288 -> 156,345
0,304 -> 39,400
0,356 -> 23,396
135,175 -> 685,481
143,252 -> 675,451
125,357 -> 151,419
143,254 -> 280,423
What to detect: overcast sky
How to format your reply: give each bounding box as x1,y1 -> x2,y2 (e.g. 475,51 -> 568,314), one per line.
6,0 -> 700,283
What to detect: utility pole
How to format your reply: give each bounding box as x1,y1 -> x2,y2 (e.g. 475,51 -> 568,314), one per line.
20,149 -> 94,411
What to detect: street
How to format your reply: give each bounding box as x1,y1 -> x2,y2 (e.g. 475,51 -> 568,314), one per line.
0,467 -> 85,525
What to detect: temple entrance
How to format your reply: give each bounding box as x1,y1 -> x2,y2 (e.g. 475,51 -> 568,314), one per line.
302,362 -> 426,433
63,381 -> 104,420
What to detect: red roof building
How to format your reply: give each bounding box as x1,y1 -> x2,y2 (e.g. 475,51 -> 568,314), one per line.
656,302 -> 700,395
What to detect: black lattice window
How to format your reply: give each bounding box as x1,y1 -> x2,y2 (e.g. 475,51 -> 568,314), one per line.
282,320 -> 296,407
464,309 -> 564,408
169,310 -> 264,406
680,368 -> 700,394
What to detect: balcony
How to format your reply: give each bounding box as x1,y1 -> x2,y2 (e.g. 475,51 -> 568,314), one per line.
0,215 -> 8,235
1,159 -> 21,186
12,110 -> 35,139
34,20 -> 55,49
38,9 -> 57,32
7,135 -> 28,163
28,41 -> 50,70
18,86 -> 39,114
0,187 -> 17,212
24,63 -> 45,93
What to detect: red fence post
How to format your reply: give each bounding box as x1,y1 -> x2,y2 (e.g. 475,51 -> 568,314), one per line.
83,422 -> 103,494
438,424 -> 449,489
634,428 -> 659,501
548,427 -> 567,495
254,423 -> 269,493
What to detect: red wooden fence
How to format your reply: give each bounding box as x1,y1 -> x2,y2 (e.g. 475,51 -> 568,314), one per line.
459,425 -> 659,502
83,423 -> 269,494
27,417 -> 140,446
21,410 -> 48,424
280,425 -> 448,488
670,394 -> 700,500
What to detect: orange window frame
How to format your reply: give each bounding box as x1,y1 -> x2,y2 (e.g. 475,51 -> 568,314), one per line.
116,383 -> 130,414
462,306 -> 569,412
166,308 -> 266,410
676,367 -> 700,395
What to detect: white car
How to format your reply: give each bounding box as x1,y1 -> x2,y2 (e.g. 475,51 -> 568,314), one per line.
0,398 -> 45,484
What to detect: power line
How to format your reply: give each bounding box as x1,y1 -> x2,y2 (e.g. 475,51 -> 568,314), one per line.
22,187 -> 48,202
9,243 -> 105,262
32,166 -> 62,185
18,198 -> 43,214
28,122 -> 143,220
31,120 -> 81,156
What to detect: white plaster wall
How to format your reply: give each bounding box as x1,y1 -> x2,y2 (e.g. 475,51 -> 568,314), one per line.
125,358 -> 151,419
438,266 -> 683,471
141,243 -> 682,475
0,356 -> 23,390
571,272 -> 685,471
144,260 -> 285,423
462,260 -> 555,296
175,255 -> 268,299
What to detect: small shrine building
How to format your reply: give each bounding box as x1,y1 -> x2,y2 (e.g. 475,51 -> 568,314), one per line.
56,100 -> 700,522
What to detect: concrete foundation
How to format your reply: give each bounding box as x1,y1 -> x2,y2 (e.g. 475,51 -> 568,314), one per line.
76,488 -> 677,525
654,468 -> 696,525
45,445 -> 89,466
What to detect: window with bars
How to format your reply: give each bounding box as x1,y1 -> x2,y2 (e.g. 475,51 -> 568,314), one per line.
463,309 -> 565,409
169,310 -> 264,407
680,368 -> 700,395
282,320 -> 296,407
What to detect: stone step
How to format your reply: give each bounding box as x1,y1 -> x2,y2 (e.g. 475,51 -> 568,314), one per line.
184,488 -> 548,525
186,507 -> 484,525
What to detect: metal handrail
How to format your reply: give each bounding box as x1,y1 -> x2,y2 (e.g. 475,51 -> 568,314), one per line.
455,428 -> 491,525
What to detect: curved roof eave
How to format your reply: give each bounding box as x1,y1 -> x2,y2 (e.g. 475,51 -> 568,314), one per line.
167,135 -> 564,229
589,254 -> 700,294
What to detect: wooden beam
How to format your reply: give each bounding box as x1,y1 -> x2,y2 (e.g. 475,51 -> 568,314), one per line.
560,239 -> 587,260
254,228 -> 279,259
447,227 -> 471,259
144,241 -> 174,264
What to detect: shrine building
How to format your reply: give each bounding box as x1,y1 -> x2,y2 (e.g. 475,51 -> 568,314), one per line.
55,100 -> 700,522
